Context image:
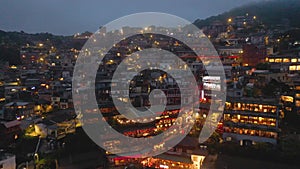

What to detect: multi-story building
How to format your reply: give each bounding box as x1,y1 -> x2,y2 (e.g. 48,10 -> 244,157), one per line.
251,70 -> 293,85
217,46 -> 243,57
140,137 -> 207,169
0,73 -> 5,104
0,120 -> 21,145
20,44 -> 49,66
292,80 -> 300,114
242,44 -> 267,67
2,102 -> 34,120
265,54 -> 300,72
223,97 -> 282,145
34,109 -> 76,139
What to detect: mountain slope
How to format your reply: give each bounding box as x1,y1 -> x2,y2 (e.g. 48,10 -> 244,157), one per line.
194,0 -> 300,29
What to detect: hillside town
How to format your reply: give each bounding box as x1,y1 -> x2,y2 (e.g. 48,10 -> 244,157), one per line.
1,2 -> 300,169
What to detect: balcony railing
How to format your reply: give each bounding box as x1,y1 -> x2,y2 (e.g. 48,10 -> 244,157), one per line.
223,121 -> 279,132
224,109 -> 278,118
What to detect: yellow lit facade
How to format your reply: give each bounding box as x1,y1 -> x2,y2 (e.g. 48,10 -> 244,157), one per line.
294,84 -> 300,114
223,98 -> 280,145
267,56 -> 299,64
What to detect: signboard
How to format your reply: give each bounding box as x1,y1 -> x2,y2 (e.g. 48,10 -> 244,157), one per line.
203,76 -> 221,91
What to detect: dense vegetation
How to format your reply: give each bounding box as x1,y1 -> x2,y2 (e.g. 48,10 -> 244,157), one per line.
0,30 -> 72,65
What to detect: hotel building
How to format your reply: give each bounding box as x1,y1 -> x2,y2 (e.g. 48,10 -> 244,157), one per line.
265,54 -> 300,72
223,97 -> 282,145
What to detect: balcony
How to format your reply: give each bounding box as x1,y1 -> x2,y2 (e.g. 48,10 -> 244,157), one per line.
223,121 -> 279,132
224,109 -> 278,118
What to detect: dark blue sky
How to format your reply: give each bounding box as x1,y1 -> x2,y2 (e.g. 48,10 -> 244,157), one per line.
0,0 -> 262,35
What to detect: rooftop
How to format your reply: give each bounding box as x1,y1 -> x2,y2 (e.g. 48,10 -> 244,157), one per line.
4,102 -> 31,106
0,120 -> 21,128
154,153 -> 193,164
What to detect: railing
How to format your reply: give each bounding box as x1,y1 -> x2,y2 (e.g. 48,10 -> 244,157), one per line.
224,109 -> 278,118
223,121 -> 279,132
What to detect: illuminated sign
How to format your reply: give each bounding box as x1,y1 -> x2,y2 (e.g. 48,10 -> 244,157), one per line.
203,83 -> 221,91
159,164 -> 169,168
203,76 -> 221,92
203,76 -> 221,83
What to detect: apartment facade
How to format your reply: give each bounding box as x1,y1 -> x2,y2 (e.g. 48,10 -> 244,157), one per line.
223,97 -> 282,145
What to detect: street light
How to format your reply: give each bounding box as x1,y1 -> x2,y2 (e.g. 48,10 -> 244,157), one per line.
228,18 -> 232,23
34,153 -> 39,162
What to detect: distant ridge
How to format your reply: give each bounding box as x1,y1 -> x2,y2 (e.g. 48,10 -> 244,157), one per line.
194,0 -> 300,29
0,31 -> 73,65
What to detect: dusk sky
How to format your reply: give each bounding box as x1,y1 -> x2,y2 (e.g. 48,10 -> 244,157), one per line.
0,0 -> 263,35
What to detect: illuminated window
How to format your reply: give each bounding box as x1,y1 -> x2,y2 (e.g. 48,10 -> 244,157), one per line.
269,59 -> 274,62
275,58 -> 282,63
281,96 -> 294,103
283,58 -> 290,63
297,65 -> 300,71
291,58 -> 297,63
224,114 -> 230,120
290,65 -> 296,71
296,100 -> 300,107
225,102 -> 231,108
285,107 -> 292,111
295,93 -> 300,98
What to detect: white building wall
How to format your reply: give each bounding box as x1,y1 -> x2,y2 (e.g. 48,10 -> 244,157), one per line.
0,155 -> 16,169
